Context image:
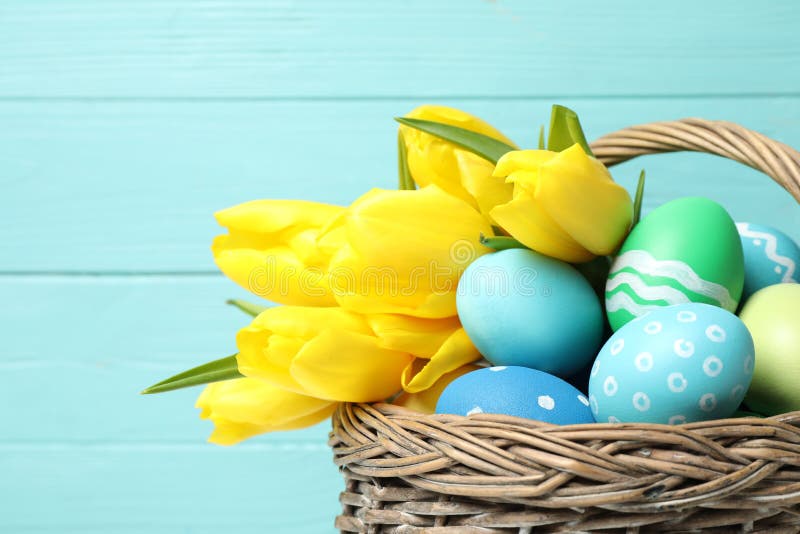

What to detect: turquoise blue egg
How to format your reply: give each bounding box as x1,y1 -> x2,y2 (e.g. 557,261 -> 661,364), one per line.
456,248 -> 602,376
435,366 -> 595,425
737,222 -> 800,300
588,303 -> 754,424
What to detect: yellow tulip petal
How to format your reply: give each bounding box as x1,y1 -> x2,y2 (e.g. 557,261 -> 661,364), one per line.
537,144 -> 633,255
236,324 -> 305,393
501,170 -> 540,192
251,306 -> 371,338
330,254 -> 460,318
330,186 -> 493,318
212,240 -> 338,307
454,151 -> 513,220
393,363 -> 481,414
489,189 -> 595,263
236,306 -> 372,393
493,149 -> 557,178
402,105 -> 517,217
212,200 -> 344,306
290,329 -> 412,402
215,199 -> 344,234
315,215 -> 347,258
401,328 -> 481,393
264,403 -> 337,431
366,314 -> 461,358
406,140 -> 477,207
406,105 -> 517,148
209,402 -> 336,445
196,377 -> 337,445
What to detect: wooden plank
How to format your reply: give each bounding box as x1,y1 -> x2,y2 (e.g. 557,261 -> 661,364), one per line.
0,275 -> 339,443
0,0 -> 799,98
0,448 -> 340,533
0,276 -> 341,531
1,97 -> 799,272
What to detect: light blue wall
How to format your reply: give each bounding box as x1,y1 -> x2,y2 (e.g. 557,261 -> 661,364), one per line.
2,1 -> 799,532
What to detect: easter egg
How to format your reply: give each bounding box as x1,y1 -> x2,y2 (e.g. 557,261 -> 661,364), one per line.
435,366 -> 595,425
456,248 -> 603,376
605,197 -> 744,331
740,284 -> 800,415
589,303 -> 754,424
736,222 -> 799,299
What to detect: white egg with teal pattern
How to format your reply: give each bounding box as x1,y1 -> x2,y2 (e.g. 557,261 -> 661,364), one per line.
589,303 -> 754,424
736,222 -> 800,300
605,197 -> 744,331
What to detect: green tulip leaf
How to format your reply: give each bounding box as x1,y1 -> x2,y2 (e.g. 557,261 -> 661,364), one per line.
547,105 -> 594,156
141,354 -> 242,394
394,117 -> 516,165
633,169 -> 646,226
226,299 -> 268,317
538,124 -> 545,150
397,130 -> 415,190
480,234 -> 529,251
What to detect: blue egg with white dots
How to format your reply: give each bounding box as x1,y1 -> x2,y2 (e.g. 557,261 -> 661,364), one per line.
588,303 -> 754,425
737,222 -> 800,300
435,366 -> 595,425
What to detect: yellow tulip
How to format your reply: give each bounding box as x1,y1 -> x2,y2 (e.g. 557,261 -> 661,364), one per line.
490,144 -> 633,262
366,313 -> 461,357
324,185 -> 493,318
196,377 -> 337,445
212,199 -> 344,306
236,306 -> 413,402
401,105 -> 517,218
366,315 -> 483,395
196,306 -> 484,443
394,363 -> 481,414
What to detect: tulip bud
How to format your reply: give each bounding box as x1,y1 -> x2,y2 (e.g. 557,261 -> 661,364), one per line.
324,185 -> 493,318
490,144 -> 633,262
212,199 -> 344,306
401,105 -> 516,219
236,306 -> 413,403
196,377 -> 337,445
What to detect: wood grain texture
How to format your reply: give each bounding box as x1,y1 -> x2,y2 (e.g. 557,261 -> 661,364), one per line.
3,1 -> 800,532
1,0 -> 799,98
0,277 -> 340,532
1,97 -> 799,272
0,448 -> 340,533
0,275 -> 330,444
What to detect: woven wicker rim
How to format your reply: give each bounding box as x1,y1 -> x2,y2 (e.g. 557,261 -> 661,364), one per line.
592,118 -> 800,201
331,118 -> 800,533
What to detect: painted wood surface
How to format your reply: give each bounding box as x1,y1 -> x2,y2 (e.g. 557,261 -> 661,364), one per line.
2,1 -> 799,97
3,98 -> 800,273
2,1 -> 799,532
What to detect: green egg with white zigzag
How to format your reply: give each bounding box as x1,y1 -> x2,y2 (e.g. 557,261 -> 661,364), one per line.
606,197 -> 744,331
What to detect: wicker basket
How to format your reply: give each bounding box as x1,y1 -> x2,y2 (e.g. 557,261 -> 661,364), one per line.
329,119 -> 800,533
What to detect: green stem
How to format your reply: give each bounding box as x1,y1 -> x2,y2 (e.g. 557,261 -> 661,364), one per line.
633,169 -> 646,226
397,129 -> 415,190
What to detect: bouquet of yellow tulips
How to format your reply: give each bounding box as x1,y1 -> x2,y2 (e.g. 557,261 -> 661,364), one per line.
144,105 -> 637,445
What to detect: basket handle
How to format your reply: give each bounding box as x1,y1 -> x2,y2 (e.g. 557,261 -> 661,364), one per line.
589,118 -> 800,204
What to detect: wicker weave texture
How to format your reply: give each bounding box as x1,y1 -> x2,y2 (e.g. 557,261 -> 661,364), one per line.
591,118 -> 800,202
330,119 -> 800,533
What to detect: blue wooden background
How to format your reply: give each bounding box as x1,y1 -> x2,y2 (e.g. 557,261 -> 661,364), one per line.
2,1 -> 799,532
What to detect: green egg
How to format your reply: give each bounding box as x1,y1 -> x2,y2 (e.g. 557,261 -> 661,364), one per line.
740,284 -> 800,415
605,197 -> 744,331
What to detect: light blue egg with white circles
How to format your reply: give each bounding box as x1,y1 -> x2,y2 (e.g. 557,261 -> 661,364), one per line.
456,248 -> 603,377
435,366 -> 595,425
737,222 -> 800,300
588,303 -> 754,425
